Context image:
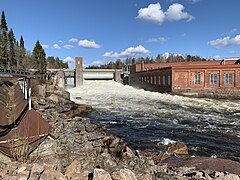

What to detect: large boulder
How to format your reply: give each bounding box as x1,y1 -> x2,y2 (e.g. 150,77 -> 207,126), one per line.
93,168 -> 112,180
167,141 -> 188,155
63,104 -> 92,117
48,70 -> 65,91
111,169 -> 138,180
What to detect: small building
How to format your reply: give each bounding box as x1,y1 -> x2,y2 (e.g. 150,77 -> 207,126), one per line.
129,59 -> 240,98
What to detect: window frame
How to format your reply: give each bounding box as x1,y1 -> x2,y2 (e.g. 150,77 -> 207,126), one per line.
194,72 -> 201,85
224,73 -> 233,84
210,73 -> 218,85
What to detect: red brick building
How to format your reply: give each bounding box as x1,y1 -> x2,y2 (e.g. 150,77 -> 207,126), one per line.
130,59 -> 240,98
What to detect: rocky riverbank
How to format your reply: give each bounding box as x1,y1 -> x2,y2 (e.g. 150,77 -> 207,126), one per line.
0,71 -> 239,179
0,95 -> 238,179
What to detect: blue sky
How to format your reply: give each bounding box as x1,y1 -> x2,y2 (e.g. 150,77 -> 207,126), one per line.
1,0 -> 240,69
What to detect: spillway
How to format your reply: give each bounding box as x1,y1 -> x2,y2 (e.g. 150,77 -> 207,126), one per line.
67,80 -> 240,161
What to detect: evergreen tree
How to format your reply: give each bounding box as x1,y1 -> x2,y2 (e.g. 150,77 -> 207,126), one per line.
0,11 -> 8,31
0,30 -> 8,69
20,35 -> 24,48
8,28 -> 16,69
0,10 -> 9,69
33,40 -> 46,73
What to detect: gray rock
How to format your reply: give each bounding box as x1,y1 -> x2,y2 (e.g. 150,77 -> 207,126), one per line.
111,169 -> 138,180
40,169 -> 66,180
93,168 -> 112,180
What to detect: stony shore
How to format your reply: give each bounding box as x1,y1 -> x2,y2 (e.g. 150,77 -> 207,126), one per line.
0,94 -> 239,180
0,72 -> 239,179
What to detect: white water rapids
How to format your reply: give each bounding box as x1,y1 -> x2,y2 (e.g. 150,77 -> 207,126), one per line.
67,80 -> 240,161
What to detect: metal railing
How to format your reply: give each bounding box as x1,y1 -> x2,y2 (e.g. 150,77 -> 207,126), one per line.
0,69 -> 31,77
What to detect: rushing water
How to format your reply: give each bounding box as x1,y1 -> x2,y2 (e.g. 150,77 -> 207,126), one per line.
67,80 -> 240,161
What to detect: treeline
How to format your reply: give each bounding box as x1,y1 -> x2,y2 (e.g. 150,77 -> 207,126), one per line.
47,56 -> 68,69
86,54 -> 210,69
0,11 -> 68,73
86,59 -> 123,69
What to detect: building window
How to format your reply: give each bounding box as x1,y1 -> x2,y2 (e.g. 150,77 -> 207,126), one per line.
168,76 -> 171,85
194,72 -> 201,84
154,76 -> 157,85
158,75 -> 161,85
163,76 -> 165,85
210,73 -> 218,85
225,73 -> 233,84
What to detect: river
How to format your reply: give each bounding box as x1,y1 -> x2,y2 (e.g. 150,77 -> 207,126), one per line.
67,80 -> 240,162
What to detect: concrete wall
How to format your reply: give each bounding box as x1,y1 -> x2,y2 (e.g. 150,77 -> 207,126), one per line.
114,70 -> 123,83
75,57 -> 83,87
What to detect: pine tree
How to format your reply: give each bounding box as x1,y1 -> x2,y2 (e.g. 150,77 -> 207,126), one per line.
20,35 -> 24,48
0,30 -> 8,69
33,40 -> 46,73
0,10 -> 9,69
0,11 -> 8,31
8,28 -> 16,69
15,36 -> 26,70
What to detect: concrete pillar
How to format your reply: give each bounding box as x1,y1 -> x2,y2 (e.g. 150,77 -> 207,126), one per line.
114,69 -> 123,84
129,65 -> 137,86
75,57 -> 83,87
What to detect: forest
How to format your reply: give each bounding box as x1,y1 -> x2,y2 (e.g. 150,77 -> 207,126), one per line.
86,54 -> 210,69
0,11 -> 68,73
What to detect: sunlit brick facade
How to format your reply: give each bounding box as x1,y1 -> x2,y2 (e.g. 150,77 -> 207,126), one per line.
130,59 -> 240,98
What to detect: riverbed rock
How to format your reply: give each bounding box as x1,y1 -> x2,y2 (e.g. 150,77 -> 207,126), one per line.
167,141 -> 188,155
40,169 -> 66,180
63,104 -> 92,117
1,80 -> 238,180
93,168 -> 112,180
65,159 -> 80,178
166,156 -> 240,175
47,93 -> 60,103
111,169 -> 138,180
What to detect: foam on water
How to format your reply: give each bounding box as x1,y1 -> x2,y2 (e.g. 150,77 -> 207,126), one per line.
67,80 -> 240,160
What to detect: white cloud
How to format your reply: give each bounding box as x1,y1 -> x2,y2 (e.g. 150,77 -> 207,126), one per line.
103,51 -> 117,58
103,45 -> 150,58
58,40 -> 64,43
213,55 -> 220,59
137,2 -> 194,25
165,3 -> 194,22
90,60 -> 104,66
53,44 -> 61,49
78,40 -> 101,48
42,45 -> 49,49
64,44 -> 74,49
63,56 -> 74,63
147,37 -> 167,43
208,35 -> 240,48
137,3 -> 165,24
69,38 -> 78,43
162,52 -> 170,59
